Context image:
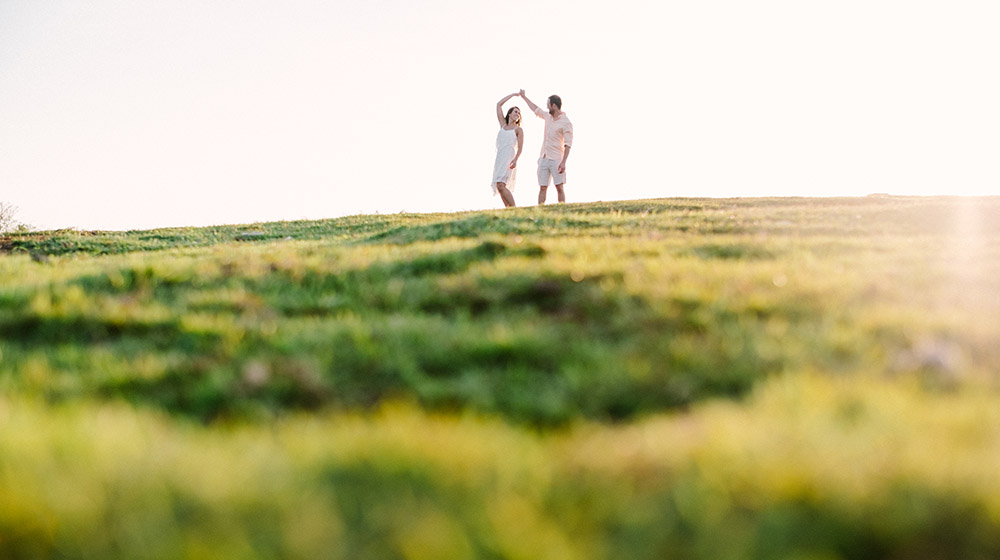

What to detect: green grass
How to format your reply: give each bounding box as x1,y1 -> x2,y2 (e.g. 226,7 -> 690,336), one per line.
1,196 -> 999,558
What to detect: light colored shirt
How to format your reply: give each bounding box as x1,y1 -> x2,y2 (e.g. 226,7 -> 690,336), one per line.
533,107 -> 573,160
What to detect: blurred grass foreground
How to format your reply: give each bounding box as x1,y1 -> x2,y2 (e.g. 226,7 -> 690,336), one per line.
1,196 -> 999,559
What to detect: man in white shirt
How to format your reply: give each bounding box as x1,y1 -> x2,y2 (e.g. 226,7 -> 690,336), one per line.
519,90 -> 573,204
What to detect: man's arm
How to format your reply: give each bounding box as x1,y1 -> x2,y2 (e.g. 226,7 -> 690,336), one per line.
558,121 -> 573,173
558,146 -> 571,174
519,89 -> 542,116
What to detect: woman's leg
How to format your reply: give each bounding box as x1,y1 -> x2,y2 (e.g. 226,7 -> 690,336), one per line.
496,183 -> 516,207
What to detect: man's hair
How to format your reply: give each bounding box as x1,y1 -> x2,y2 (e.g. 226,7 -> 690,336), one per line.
548,95 -> 562,109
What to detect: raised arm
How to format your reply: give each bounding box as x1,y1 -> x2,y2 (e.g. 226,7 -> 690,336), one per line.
496,93 -> 518,126
519,89 -> 541,115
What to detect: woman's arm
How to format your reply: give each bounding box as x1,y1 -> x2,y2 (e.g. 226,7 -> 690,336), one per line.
496,93 -> 518,126
511,127 -> 524,168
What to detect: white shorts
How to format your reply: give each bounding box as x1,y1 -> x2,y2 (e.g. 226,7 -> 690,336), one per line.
537,157 -> 565,187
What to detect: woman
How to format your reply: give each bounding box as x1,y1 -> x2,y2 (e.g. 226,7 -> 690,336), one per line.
492,92 -> 523,207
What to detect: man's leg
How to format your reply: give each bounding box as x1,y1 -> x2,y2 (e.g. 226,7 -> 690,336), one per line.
496,183 -> 516,207
555,183 -> 566,203
537,158 -> 551,205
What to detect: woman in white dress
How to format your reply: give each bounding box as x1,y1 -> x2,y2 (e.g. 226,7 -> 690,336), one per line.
492,93 -> 523,207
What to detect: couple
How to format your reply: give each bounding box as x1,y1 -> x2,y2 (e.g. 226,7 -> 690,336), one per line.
492,89 -> 574,207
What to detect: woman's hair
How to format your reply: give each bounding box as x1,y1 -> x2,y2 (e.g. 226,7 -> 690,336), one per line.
505,106 -> 521,126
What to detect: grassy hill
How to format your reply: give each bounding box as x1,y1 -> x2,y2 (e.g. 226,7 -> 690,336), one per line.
1,196 -> 999,558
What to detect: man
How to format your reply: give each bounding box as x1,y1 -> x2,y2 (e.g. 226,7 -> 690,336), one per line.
519,89 -> 573,204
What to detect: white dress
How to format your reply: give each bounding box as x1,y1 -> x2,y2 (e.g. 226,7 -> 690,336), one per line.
491,127 -> 518,194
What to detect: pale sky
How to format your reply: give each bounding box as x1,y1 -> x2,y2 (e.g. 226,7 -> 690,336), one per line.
1,0 -> 997,231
